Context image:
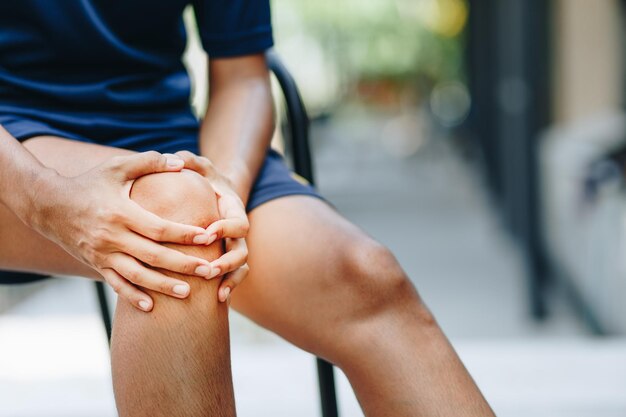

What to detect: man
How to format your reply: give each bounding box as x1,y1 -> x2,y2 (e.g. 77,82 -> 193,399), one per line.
0,1 -> 495,416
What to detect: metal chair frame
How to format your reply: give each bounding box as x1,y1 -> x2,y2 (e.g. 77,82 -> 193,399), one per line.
0,51 -> 339,417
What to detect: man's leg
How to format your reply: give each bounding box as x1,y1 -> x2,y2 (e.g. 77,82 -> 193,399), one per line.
0,137 -> 235,417
112,170 -> 235,417
233,196 -> 495,417
1,136 -> 493,415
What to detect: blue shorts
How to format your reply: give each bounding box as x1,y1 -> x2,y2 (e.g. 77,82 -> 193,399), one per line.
4,118 -> 322,212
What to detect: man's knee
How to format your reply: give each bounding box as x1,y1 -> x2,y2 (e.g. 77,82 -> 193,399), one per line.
126,169 -> 224,318
339,238 -> 434,324
341,239 -> 409,300
130,169 -> 219,228
129,169 -> 223,284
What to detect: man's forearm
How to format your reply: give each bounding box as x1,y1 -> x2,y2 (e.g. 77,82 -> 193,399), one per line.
198,60 -> 274,205
0,125 -> 57,221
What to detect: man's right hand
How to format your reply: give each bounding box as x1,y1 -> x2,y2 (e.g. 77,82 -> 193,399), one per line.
24,151 -> 215,312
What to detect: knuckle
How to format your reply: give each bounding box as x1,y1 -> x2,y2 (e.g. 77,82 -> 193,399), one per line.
144,150 -> 161,160
221,261 -> 232,272
181,230 -> 196,244
214,225 -> 225,240
108,155 -> 126,170
157,278 -> 171,293
125,268 -> 140,284
144,151 -> 163,169
109,280 -> 122,294
142,251 -> 158,266
182,259 -> 197,275
150,224 -> 166,240
177,150 -> 193,160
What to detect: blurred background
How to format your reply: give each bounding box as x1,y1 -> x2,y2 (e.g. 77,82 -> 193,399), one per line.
3,0 -> 626,416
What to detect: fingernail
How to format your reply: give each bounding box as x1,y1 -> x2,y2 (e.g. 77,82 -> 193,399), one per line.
166,157 -> 184,168
173,284 -> 190,296
193,234 -> 209,244
195,265 -> 211,276
209,266 -> 221,279
206,233 -> 217,245
138,300 -> 151,311
222,287 -> 231,302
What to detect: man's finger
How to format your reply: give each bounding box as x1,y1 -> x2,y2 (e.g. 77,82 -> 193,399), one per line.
120,234 -> 212,277
208,238 -> 248,278
111,151 -> 185,180
110,253 -> 192,299
100,268 -> 154,312
174,151 -> 213,175
125,201 -> 211,245
218,264 -> 249,303
205,218 -> 249,243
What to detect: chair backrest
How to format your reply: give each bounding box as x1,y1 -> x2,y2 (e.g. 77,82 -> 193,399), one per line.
266,50 -> 315,186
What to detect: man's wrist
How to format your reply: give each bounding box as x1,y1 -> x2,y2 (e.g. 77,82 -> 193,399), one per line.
21,167 -> 62,229
219,159 -> 254,205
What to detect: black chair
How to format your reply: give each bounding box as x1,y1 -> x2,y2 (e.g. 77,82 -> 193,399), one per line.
266,50 -> 339,417
0,51 -> 339,417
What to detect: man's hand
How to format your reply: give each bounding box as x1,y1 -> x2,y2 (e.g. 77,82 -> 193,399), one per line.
175,151 -> 249,303
27,151 -> 216,311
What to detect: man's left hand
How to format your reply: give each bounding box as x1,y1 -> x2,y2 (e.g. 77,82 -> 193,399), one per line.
175,151 -> 250,303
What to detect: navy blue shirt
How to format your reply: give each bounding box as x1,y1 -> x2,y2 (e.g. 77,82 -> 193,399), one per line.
0,0 -> 273,153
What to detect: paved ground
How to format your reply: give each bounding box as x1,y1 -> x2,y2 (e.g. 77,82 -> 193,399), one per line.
1,109 -> 625,416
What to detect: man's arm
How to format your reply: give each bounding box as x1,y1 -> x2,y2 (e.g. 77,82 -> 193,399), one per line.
189,52 -> 272,300
199,53 -> 274,205
0,126 -> 217,311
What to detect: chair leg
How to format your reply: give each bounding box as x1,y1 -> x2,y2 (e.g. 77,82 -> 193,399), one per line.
317,358 -> 339,417
94,281 -> 112,344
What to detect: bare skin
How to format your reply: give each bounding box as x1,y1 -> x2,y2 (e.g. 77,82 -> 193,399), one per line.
0,136 -> 237,415
0,136 -> 494,416
0,41 -> 494,416
113,171 -> 235,417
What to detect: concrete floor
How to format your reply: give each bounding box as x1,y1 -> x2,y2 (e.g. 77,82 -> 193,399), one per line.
1,110 -> 625,416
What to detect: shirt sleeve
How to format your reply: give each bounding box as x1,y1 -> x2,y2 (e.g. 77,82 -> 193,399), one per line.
192,0 -> 274,58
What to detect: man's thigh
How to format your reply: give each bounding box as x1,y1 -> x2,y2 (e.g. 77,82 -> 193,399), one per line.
0,136 -> 132,277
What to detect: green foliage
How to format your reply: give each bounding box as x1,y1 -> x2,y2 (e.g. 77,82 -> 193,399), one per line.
272,0 -> 466,83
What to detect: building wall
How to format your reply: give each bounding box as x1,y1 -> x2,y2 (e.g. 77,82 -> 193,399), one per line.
552,0 -> 623,124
